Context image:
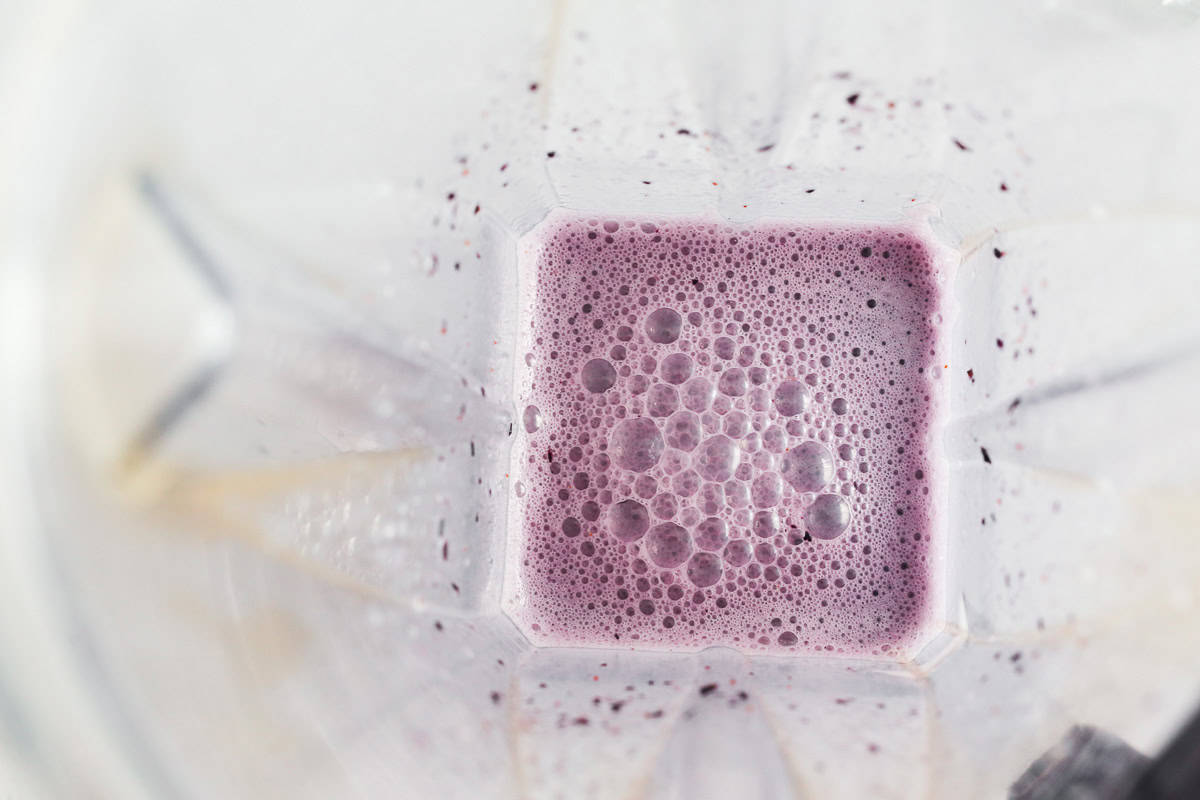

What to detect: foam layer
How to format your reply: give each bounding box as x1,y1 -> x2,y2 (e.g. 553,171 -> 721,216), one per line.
508,212 -> 947,656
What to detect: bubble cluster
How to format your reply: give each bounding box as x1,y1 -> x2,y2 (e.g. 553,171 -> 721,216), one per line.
512,213 -> 944,657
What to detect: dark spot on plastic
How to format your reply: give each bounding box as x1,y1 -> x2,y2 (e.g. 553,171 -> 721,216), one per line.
981,446 -> 992,464
846,93 -> 860,106
953,138 -> 970,151
993,247 -> 1005,259
699,683 -> 718,696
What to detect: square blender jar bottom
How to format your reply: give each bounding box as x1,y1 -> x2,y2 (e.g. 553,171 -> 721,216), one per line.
503,209 -> 953,659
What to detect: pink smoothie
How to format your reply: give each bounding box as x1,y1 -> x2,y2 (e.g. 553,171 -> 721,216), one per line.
506,211 -> 948,657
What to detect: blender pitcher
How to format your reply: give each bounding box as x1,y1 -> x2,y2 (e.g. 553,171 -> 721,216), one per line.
2,0 -> 1199,798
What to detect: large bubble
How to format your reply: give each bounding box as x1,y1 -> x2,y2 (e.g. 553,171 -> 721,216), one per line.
686,552 -> 723,587
681,377 -> 715,412
807,493 -> 851,540
645,308 -> 683,344
694,517 -> 729,551
660,353 -> 694,385
780,440 -> 833,492
696,435 -> 740,481
751,472 -> 783,508
773,381 -> 810,416
645,523 -> 693,568
608,499 -> 650,542
723,539 -> 752,567
581,358 -> 617,393
664,410 -> 702,451
647,383 -> 679,417
610,418 -> 664,472
718,367 -> 748,397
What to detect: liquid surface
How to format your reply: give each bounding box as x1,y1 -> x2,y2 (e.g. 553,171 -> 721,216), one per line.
507,212 -> 947,657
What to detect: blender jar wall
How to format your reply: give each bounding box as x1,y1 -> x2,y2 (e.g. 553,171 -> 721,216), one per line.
2,1 -> 1199,798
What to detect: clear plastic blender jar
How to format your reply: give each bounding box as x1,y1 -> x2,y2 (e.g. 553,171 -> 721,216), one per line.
2,1 -> 1199,797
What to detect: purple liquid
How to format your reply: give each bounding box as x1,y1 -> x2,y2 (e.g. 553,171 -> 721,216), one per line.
508,212 -> 947,656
